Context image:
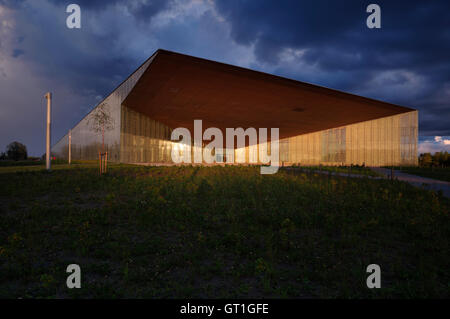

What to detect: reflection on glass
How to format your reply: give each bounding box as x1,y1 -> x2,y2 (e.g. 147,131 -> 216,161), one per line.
54,101 -> 418,167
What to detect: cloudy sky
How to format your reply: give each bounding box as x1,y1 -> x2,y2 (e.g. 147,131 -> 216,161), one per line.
0,0 -> 449,156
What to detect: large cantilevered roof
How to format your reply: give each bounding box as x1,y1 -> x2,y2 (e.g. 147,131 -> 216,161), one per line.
123,49 -> 415,140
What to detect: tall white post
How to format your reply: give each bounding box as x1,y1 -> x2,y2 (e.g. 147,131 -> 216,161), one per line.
68,129 -> 72,165
45,92 -> 52,171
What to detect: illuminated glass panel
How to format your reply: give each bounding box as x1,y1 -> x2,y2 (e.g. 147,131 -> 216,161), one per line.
286,111 -> 418,166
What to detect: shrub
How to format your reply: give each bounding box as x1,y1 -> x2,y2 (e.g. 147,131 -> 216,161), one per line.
5,141 -> 27,161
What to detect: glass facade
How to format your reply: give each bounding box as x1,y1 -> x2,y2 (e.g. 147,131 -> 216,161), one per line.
281,110 -> 418,166
120,106 -> 173,163
54,106 -> 417,167
52,56 -> 155,161
54,105 -> 417,167
321,127 -> 346,163
51,48 -> 417,168
236,110 -> 418,166
51,101 -> 122,161
53,56 -> 418,169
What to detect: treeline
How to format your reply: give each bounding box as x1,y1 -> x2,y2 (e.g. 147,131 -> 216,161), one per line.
419,151 -> 450,167
0,141 -> 28,161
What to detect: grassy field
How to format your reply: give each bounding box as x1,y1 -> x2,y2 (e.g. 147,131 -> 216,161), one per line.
0,159 -> 69,167
297,165 -> 381,177
397,167 -> 450,182
0,164 -> 448,298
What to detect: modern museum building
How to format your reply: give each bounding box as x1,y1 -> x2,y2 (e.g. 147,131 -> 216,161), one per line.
52,49 -> 418,167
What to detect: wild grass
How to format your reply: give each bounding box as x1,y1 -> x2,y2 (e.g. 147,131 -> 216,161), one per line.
295,165 -> 381,177
0,164 -> 448,298
0,159 -> 70,167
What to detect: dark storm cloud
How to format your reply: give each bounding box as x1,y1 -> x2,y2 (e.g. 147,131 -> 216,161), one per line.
0,0 -> 175,155
128,0 -> 172,22
2,0 -> 173,97
0,0 -> 449,155
214,0 -> 450,135
215,0 -> 449,68
47,0 -> 172,21
47,0 -> 122,10
0,0 -> 25,8
12,48 -> 24,57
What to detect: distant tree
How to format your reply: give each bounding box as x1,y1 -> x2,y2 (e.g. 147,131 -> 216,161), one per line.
0,152 -> 6,160
87,102 -> 115,153
434,151 -> 449,167
444,151 -> 450,167
6,141 -> 28,161
419,153 -> 432,167
419,151 -> 450,168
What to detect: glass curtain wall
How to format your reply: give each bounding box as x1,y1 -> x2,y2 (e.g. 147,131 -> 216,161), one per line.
120,106 -> 173,163
52,56 -> 155,161
283,110 -> 418,166
55,100 -> 417,167
120,110 -> 417,167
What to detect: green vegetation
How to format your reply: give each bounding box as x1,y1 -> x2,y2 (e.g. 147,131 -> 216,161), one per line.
3,141 -> 28,161
294,165 -> 381,177
419,151 -> 449,168
0,159 -> 71,167
0,164 -> 448,298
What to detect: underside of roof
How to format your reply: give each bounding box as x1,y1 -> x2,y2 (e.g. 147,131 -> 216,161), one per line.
122,49 -> 415,140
